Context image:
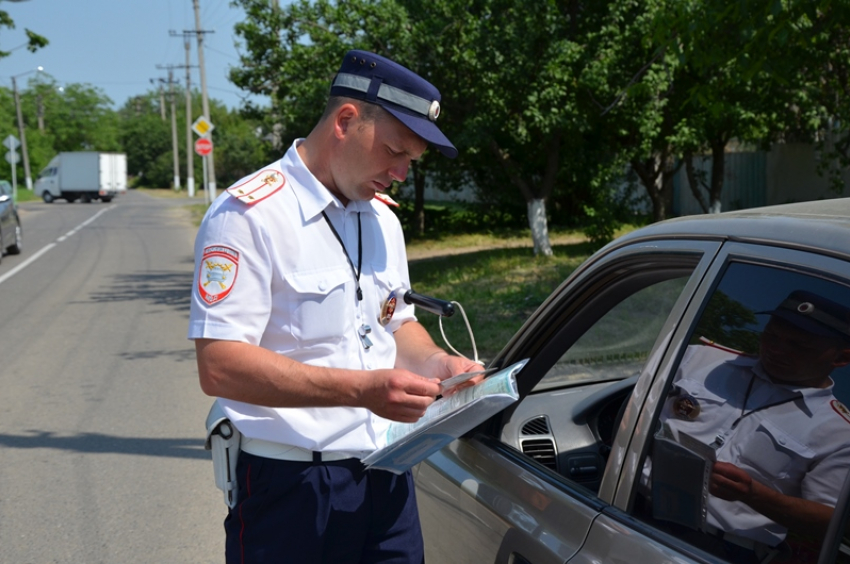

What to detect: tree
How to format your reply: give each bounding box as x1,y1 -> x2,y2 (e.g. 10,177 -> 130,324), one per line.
115,85 -> 268,189
0,8 -> 47,59
644,0 -> 850,215
0,75 -> 118,182
410,0 -> 621,255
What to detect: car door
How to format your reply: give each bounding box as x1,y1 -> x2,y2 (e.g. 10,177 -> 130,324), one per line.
415,239 -> 722,564
570,242 -> 850,564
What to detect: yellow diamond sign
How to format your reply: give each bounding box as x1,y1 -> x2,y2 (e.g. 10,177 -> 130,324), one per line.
192,116 -> 215,137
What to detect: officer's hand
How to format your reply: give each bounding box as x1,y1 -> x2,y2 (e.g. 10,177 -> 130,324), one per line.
362,369 -> 442,423
435,355 -> 486,397
710,461 -> 754,502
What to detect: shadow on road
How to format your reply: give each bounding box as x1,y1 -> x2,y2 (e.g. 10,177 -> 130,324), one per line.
87,265 -> 194,312
116,348 -> 197,362
0,431 -> 210,460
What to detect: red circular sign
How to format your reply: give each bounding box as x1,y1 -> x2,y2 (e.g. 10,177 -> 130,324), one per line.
195,137 -> 213,156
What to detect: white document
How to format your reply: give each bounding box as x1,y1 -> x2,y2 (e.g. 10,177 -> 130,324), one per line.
361,359 -> 527,474
651,422 -> 717,530
439,367 -> 498,395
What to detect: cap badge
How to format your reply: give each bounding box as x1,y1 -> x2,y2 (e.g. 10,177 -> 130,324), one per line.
797,302 -> 815,314
673,394 -> 701,420
428,100 -> 441,122
198,245 -> 240,306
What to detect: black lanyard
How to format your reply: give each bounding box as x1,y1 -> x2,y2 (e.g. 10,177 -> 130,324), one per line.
321,210 -> 363,301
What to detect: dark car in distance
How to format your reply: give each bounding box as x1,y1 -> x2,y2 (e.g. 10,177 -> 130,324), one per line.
0,180 -> 22,263
416,198 -> 850,564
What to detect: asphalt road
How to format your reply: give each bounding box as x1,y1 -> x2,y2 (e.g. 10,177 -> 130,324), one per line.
0,191 -> 223,563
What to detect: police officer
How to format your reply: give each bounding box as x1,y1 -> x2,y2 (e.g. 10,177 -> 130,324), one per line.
188,50 -> 481,563
661,290 -> 850,556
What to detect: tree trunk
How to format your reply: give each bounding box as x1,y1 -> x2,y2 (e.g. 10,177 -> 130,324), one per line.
489,139 -> 554,256
528,198 -> 553,256
708,138 -> 726,214
632,149 -> 681,222
684,151 -> 709,214
631,155 -> 666,222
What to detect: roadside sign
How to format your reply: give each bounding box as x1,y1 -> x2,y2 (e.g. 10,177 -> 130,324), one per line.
195,137 -> 213,156
5,150 -> 19,164
192,116 -> 214,137
3,135 -> 20,150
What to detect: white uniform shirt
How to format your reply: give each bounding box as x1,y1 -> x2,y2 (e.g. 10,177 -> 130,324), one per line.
188,140 -> 416,454
662,344 -> 850,546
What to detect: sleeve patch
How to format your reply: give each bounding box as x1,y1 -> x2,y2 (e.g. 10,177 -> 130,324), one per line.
198,245 -> 240,306
226,169 -> 286,204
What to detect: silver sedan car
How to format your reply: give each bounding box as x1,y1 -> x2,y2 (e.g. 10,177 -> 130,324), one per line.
415,198 -> 850,564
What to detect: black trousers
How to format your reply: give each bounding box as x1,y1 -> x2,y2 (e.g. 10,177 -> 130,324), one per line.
224,451 -> 425,564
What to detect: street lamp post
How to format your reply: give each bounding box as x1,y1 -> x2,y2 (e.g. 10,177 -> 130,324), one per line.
12,66 -> 42,191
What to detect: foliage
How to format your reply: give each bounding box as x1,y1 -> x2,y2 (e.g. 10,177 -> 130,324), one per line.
4,0 -> 850,240
691,290 -> 760,354
231,0 -> 415,150
0,70 -> 270,191
116,88 -> 268,189
396,200 -> 528,240
0,9 -> 47,59
0,74 -> 119,182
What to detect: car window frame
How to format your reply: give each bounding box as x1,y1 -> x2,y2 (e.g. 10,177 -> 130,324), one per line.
479,240 -> 722,496
612,241 -> 850,561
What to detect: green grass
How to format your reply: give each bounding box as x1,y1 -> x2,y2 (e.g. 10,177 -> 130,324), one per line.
408,241 -> 597,362
13,188 -> 39,203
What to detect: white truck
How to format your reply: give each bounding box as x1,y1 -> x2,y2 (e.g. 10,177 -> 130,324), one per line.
34,152 -> 127,203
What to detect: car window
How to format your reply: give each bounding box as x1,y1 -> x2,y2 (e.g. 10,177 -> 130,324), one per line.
499,249 -> 703,494
632,261 -> 850,564
0,181 -> 10,196
533,277 -> 689,391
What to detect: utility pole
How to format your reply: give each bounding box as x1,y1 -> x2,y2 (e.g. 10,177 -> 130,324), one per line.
156,67 -> 183,191
169,30 -> 200,199
150,78 -> 166,121
11,68 -> 40,191
167,70 -> 181,191
192,0 -> 216,200
184,37 -> 195,198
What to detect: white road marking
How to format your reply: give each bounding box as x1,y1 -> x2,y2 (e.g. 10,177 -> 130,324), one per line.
0,205 -> 115,286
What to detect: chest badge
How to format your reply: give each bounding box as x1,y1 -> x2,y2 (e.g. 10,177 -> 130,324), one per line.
379,290 -> 398,326
673,394 -> 701,420
198,245 -> 240,306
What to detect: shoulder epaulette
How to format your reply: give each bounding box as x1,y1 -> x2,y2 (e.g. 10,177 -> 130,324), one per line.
698,336 -> 750,356
227,169 -> 286,204
831,400 -> 850,425
374,192 -> 399,207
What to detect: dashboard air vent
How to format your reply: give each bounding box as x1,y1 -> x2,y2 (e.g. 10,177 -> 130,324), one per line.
521,439 -> 557,471
520,416 -> 550,436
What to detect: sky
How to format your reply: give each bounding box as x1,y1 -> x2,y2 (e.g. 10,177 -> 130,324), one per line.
0,0 -> 269,111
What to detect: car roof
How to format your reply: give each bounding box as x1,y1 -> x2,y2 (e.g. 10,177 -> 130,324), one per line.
610,198 -> 850,261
